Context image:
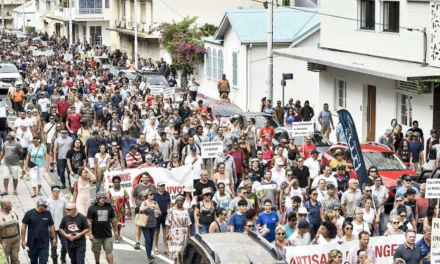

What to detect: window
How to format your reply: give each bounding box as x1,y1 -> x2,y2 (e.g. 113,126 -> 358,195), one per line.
121,1 -> 126,18
360,0 -> 375,30
46,0 -> 51,11
282,0 -> 290,6
397,92 -> 413,126
218,50 -> 224,79
232,52 -> 238,87
383,1 -> 399,33
141,2 -> 146,22
206,47 -> 211,78
105,0 -> 109,8
212,49 -> 218,80
89,26 -> 102,46
334,78 -> 347,109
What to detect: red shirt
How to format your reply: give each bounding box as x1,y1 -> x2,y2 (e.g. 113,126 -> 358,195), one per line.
56,101 -> 69,117
125,152 -> 142,168
259,127 -> 275,146
229,148 -> 246,174
89,83 -> 97,92
67,113 -> 83,132
300,143 -> 317,160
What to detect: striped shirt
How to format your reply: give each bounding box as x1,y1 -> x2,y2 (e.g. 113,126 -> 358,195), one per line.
125,152 -> 142,168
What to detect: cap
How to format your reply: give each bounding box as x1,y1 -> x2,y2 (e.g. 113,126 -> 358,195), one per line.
190,145 -> 197,152
9,131 -> 16,138
297,207 -> 309,215
36,198 -> 49,207
337,164 -> 345,170
175,194 -> 185,201
276,158 -> 284,166
403,175 -> 412,181
129,144 -> 138,150
297,220 -> 310,229
202,188 -> 212,195
157,181 -> 165,187
311,150 -> 319,155
51,185 -> 61,191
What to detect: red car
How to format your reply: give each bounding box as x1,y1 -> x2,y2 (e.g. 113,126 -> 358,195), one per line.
321,142 -> 417,202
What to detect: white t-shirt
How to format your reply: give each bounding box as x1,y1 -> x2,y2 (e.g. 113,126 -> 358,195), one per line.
38,98 -> 50,113
95,153 -> 110,169
185,155 -> 203,180
304,157 -> 320,180
311,174 -> 338,189
316,235 -> 339,245
362,208 -> 375,225
14,117 -> 32,129
271,167 -> 285,188
158,140 -> 171,162
352,221 -> 369,237
47,198 -> 68,231
16,128 -> 33,148
44,122 -> 57,144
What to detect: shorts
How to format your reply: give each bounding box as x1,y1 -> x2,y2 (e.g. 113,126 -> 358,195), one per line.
20,148 -> 28,161
88,157 -> 95,169
3,165 -> 19,179
320,125 -> 331,135
91,237 -> 113,253
155,214 -> 167,230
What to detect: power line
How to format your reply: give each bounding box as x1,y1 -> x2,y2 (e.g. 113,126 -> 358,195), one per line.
249,0 -> 424,32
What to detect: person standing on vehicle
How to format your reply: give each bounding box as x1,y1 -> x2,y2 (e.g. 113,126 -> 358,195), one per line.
259,119 -> 275,148
318,103 -> 334,139
273,101 -> 284,126
300,101 -> 315,122
59,203 -> 90,264
188,76 -> 200,101
217,74 -> 230,98
21,198 -> 57,264
409,133 -> 424,173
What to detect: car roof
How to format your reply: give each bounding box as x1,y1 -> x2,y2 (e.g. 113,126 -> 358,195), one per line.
276,127 -> 321,133
238,112 -> 273,117
330,142 -> 393,153
196,233 -> 285,264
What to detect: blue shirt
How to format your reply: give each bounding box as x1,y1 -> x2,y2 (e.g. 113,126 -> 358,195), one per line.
122,138 -> 137,157
111,96 -> 122,108
28,144 -> 47,168
304,200 -> 322,226
415,238 -> 430,264
409,141 -> 423,163
86,138 -> 105,158
229,212 -> 246,233
93,102 -> 105,116
336,123 -> 347,143
153,191 -> 171,215
396,186 -> 419,196
256,211 -> 279,242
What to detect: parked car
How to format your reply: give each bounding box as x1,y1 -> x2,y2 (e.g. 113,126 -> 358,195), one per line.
233,112 -> 280,131
0,63 -> 22,89
206,102 -> 242,123
93,56 -> 112,69
176,232 -> 285,264
272,127 -> 332,159
321,142 -> 417,203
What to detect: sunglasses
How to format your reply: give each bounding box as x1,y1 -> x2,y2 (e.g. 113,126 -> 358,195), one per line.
257,153 -> 263,156
311,193 -> 318,196
287,174 -> 293,176
246,225 -> 254,228
392,222 -> 400,224
345,227 -> 353,230
365,190 -> 372,193
370,170 -> 377,173
52,189 -> 60,192
400,215 -> 407,218
298,214 -> 307,217
148,193 -> 154,196
204,193 -> 212,197
242,192 -> 248,195
277,233 -> 285,235
404,179 -> 411,182
396,199 -> 403,202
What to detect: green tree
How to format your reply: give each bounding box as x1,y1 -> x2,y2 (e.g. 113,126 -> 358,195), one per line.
199,23 -> 217,37
157,17 -> 206,74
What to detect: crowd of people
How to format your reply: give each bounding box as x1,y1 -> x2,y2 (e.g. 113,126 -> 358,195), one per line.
0,31 -> 434,264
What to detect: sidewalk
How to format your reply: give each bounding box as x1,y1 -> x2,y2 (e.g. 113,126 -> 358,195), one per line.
4,169 -> 109,264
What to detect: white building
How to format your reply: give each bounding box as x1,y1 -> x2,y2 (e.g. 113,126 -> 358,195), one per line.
1,0 -> 25,29
274,0 -> 440,142
196,8 -> 320,112
12,0 -> 43,32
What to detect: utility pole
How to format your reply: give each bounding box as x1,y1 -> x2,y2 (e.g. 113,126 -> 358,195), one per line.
266,0 -> 273,101
69,0 -> 73,45
1,0 -> 4,32
134,0 -> 138,70
22,0 -> 25,32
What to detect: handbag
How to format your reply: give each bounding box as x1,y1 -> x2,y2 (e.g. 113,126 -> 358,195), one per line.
28,145 -> 41,169
135,212 -> 149,227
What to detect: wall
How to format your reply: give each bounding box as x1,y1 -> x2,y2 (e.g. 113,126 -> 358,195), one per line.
321,0 -> 428,64
318,67 -> 433,142
86,20 -> 111,46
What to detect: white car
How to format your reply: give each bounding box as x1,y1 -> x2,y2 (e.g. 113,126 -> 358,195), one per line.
0,63 -> 22,90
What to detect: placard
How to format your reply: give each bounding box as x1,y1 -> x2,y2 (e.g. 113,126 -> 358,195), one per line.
45,50 -> 54,56
432,218 -> 440,248
291,121 -> 314,137
426,179 -> 440,199
149,85 -> 164,96
201,141 -> 223,159
163,87 -> 174,98
32,50 -> 40,56
0,107 -> 6,118
64,54 -> 73,60
11,51 -> 19,56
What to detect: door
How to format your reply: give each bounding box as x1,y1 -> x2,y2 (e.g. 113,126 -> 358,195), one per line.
366,85 -> 376,141
433,86 -> 440,133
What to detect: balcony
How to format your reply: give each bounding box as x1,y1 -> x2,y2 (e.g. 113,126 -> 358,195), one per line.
74,8 -> 104,20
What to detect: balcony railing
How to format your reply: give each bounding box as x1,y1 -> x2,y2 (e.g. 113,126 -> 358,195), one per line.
76,8 -> 103,15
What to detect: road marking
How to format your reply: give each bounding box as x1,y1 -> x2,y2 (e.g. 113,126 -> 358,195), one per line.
121,235 -> 174,264
112,244 -> 138,252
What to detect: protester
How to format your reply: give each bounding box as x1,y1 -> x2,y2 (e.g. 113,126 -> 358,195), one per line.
288,219 -> 311,246
415,226 -> 431,264
256,199 -> 279,242
340,221 -> 355,242
0,131 -> 22,195
195,188 -> 217,234
393,230 -> 423,264
346,231 -> 376,264
209,208 -> 228,233
107,176 -> 131,244
153,181 -> 171,255
139,189 -> 161,263
272,225 -> 291,258
165,195 -> 191,259
325,249 -> 344,264
0,199 -> 20,264
48,185 -> 68,264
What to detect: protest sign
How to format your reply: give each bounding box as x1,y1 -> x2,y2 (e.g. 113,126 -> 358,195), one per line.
45,50 -> 54,56
11,51 -> 19,56
426,179 -> 440,199
104,165 -> 193,205
149,85 -> 164,96
64,54 -> 73,60
32,50 -> 41,56
291,122 -> 314,137
201,141 -> 223,159
286,234 -> 422,264
163,87 -> 175,99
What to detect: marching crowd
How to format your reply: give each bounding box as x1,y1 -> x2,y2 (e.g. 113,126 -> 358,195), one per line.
0,31 -> 434,264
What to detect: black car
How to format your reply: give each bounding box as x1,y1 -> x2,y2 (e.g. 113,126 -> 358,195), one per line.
176,232 -> 286,264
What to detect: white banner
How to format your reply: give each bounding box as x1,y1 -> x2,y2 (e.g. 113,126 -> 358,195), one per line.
64,54 -> 73,60
45,50 -> 54,56
426,179 -> 440,199
292,121 -> 314,137
286,234 -> 422,264
104,165 -> 193,205
433,218 -> 440,248
149,85 -> 164,96
201,141 -> 223,159
163,87 -> 175,99
11,51 -> 19,56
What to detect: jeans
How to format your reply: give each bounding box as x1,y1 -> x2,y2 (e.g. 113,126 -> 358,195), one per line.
69,131 -> 77,141
56,159 -> 69,185
67,244 -> 86,264
189,91 -> 197,101
0,130 -> 6,149
378,212 -> 385,236
142,227 -> 155,260
95,179 -> 102,194
29,246 -> 49,264
50,231 -> 67,259
198,224 -> 210,234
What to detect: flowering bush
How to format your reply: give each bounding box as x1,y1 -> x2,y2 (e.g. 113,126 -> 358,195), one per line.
157,17 -> 206,74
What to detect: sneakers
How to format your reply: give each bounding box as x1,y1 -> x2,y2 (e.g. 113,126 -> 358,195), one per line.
148,257 -> 155,263
134,242 -> 141,250
60,255 -> 67,264
61,183 -> 67,189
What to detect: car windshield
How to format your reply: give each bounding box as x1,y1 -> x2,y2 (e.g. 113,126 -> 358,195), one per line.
212,105 -> 242,117
0,65 -> 18,73
144,75 -> 168,85
252,115 -> 279,128
99,58 -> 111,65
288,131 -> 331,147
124,71 -> 140,80
363,152 -> 407,171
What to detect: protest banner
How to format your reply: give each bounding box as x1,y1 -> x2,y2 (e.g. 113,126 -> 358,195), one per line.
104,165 -> 193,205
11,51 -> 19,56
64,54 -> 73,60
45,50 -> 54,56
291,122 -> 314,137
286,234 -> 422,264
426,179 -> 440,199
201,141 -> 223,159
32,50 -> 40,56
149,85 -> 164,96
163,87 -> 175,99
